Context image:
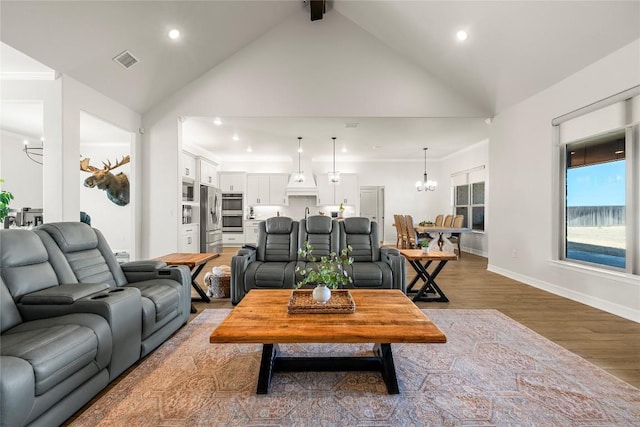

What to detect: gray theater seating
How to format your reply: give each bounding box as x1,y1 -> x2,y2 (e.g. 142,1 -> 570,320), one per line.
231,216 -> 405,304
0,223 -> 191,427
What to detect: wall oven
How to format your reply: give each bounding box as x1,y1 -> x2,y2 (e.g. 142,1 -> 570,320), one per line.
222,193 -> 244,232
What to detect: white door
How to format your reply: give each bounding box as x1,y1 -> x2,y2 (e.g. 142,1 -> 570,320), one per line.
360,186 -> 384,242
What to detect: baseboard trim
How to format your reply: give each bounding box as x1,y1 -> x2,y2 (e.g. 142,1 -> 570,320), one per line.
487,264 -> 640,323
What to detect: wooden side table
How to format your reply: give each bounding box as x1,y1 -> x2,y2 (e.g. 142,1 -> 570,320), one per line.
399,249 -> 457,302
153,252 -> 220,312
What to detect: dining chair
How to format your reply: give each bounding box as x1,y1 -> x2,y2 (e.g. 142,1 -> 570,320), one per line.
404,214 -> 418,248
393,215 -> 404,248
450,215 -> 464,257
443,215 -> 454,227
434,214 -> 444,227
398,215 -> 411,248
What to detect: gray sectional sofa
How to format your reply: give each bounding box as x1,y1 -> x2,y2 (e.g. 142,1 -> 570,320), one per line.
231,216 -> 406,304
0,222 -> 191,427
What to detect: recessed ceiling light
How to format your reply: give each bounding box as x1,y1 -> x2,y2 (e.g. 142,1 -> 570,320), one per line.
246,147 -> 252,153
213,117 -> 222,126
168,29 -> 180,40
341,146 -> 347,153
456,30 -> 468,41
232,134 -> 239,141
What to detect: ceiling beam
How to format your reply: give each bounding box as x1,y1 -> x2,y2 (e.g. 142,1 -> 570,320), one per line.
310,0 -> 325,21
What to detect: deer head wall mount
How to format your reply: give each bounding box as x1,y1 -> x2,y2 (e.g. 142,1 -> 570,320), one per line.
80,155 -> 130,206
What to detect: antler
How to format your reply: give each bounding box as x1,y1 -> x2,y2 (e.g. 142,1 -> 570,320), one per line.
80,158 -> 101,172
101,155 -> 130,171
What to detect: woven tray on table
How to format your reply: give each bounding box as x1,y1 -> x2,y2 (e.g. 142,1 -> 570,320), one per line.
288,289 -> 356,314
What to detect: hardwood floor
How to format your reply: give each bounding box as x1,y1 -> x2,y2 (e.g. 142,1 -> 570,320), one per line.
192,246 -> 640,388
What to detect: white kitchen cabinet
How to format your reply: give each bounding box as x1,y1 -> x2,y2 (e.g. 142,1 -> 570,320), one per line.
268,174 -> 288,206
244,220 -> 261,245
198,158 -> 218,187
222,232 -> 243,246
315,173 -> 358,206
179,224 -> 199,252
316,174 -> 333,206
246,174 -> 269,205
334,173 -> 358,205
246,174 -> 288,206
218,172 -> 246,193
182,151 -> 196,179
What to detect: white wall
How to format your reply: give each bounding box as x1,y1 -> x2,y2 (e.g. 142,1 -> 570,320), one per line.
0,131 -> 43,212
440,140 -> 489,256
142,9 -> 486,258
1,78 -> 63,222
489,39 -> 640,322
60,76 -> 142,258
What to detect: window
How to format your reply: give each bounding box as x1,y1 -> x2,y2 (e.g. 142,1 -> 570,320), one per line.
564,132 -> 626,269
454,181 -> 485,231
555,90 -> 639,275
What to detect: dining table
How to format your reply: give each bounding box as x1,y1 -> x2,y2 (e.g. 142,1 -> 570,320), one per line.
415,225 -> 471,253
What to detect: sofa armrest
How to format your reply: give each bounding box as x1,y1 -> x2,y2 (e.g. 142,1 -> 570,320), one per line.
121,260 -> 167,272
20,283 -> 110,305
0,356 -> 34,427
231,248 -> 256,304
123,264 -> 191,287
380,247 -> 406,293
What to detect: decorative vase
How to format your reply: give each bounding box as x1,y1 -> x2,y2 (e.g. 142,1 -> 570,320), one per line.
312,284 -> 331,304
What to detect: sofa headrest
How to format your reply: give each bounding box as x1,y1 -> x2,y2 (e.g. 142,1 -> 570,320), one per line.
0,229 -> 48,267
265,217 -> 294,234
37,222 -> 98,253
343,217 -> 371,234
306,215 -> 332,234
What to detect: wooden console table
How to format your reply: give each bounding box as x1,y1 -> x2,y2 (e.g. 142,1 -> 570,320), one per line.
153,252 -> 220,313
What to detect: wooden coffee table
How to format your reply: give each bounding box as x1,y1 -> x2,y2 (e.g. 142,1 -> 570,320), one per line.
209,289 -> 446,394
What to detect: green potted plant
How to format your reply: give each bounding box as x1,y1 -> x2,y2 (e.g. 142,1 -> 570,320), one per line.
295,240 -> 353,304
0,179 -> 15,223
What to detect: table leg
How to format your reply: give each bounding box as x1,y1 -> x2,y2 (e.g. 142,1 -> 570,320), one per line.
257,344 -> 279,394
406,260 -> 433,293
408,260 -> 450,302
256,343 -> 400,395
190,263 -> 211,303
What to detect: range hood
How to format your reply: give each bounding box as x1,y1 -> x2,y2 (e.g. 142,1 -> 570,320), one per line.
286,173 -> 318,197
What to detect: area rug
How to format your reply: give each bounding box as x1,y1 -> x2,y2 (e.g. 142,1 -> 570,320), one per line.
70,309 -> 640,426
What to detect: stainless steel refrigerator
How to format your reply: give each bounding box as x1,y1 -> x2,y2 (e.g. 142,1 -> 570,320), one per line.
200,185 -> 223,254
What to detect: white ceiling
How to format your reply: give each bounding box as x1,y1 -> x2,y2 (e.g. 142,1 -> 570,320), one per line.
182,116 -> 490,162
1,1 -> 638,162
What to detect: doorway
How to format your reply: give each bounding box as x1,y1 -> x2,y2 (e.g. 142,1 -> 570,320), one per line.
359,186 -> 385,243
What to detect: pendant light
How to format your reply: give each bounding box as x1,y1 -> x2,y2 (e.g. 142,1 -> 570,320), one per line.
416,147 -> 437,191
293,137 -> 305,183
328,137 -> 340,183
23,139 -> 44,165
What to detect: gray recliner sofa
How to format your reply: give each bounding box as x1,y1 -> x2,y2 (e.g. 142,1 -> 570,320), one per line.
0,222 -> 191,427
231,216 -> 405,304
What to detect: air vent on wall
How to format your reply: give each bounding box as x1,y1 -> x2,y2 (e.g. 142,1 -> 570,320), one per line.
113,50 -> 139,69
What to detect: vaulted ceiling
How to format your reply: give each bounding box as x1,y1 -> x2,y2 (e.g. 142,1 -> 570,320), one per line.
2,1 -> 638,115
1,1 -> 638,162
